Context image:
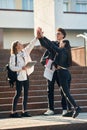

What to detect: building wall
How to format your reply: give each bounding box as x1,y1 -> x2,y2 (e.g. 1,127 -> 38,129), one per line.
34,0 -> 87,47
0,10 -> 34,29
0,29 -> 3,48
2,28 -> 86,48
66,30 -> 85,47
15,0 -> 22,9
0,0 -> 87,48
55,0 -> 87,30
0,0 -> 34,49
34,0 -> 56,40
3,29 -> 34,49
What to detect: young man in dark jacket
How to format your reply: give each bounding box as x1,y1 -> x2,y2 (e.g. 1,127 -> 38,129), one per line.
40,28 -> 72,117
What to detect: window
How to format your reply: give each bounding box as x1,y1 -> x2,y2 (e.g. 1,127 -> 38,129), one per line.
0,0 -> 14,9
22,0 -> 33,10
63,2 -> 68,11
76,3 -> 87,12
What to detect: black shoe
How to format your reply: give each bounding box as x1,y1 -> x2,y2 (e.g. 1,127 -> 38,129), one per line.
72,107 -> 81,118
62,111 -> 73,117
21,112 -> 31,117
10,113 -> 21,118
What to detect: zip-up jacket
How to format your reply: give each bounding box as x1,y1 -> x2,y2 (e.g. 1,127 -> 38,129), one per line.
39,37 -> 70,68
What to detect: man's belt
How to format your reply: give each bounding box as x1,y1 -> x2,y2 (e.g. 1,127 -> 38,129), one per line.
57,65 -> 67,70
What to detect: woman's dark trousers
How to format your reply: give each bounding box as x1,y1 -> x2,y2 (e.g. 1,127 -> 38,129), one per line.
12,78 -> 29,112
47,70 -> 71,111
57,69 -> 77,108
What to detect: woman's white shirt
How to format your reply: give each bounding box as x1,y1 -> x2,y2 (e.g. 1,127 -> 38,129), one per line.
9,38 -> 37,81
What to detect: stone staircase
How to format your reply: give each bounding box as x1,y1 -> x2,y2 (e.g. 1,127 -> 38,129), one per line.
0,48 -> 87,118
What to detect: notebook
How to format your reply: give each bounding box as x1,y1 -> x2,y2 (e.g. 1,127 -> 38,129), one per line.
25,61 -> 37,68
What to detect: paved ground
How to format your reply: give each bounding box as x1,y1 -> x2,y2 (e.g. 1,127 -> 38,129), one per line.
0,113 -> 87,130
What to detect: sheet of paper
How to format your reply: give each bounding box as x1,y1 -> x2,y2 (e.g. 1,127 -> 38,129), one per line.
44,67 -> 54,81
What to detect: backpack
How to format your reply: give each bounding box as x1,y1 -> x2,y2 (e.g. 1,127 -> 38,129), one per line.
6,55 -> 17,88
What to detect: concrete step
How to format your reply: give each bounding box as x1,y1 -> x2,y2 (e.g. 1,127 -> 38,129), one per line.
1,77 -> 87,85
0,99 -> 87,111
0,94 -> 87,104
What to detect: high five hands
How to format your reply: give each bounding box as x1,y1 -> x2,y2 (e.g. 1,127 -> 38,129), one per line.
36,27 -> 44,39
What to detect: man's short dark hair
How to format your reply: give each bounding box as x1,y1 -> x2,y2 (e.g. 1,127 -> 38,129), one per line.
57,28 -> 66,38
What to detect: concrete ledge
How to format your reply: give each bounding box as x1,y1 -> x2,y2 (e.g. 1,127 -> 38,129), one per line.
0,113 -> 87,130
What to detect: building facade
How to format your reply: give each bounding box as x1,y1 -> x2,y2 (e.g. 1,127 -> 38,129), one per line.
0,0 -> 34,49
34,0 -> 87,47
0,0 -> 87,49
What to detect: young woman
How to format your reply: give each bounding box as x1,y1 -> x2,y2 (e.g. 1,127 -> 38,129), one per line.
9,38 -> 37,118
36,27 -> 81,118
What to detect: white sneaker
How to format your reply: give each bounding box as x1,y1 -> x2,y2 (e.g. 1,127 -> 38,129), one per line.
62,110 -> 67,116
44,109 -> 54,115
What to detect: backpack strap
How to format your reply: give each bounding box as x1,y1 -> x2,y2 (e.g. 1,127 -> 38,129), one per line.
15,55 -> 17,66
